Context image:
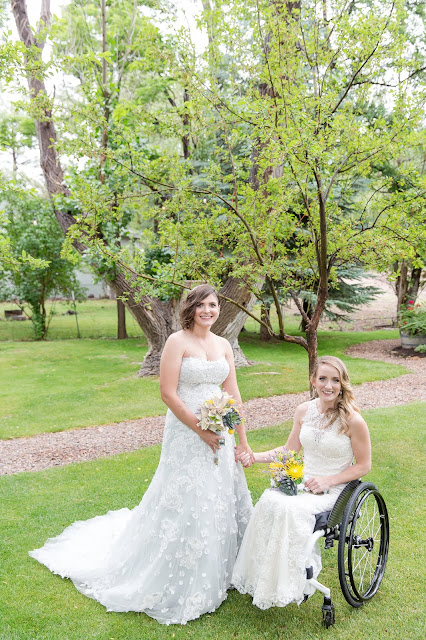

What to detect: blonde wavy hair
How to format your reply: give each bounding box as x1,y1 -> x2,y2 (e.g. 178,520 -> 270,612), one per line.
310,356 -> 359,435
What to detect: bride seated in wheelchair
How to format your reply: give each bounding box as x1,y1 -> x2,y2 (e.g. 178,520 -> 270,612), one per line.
232,355 -> 371,613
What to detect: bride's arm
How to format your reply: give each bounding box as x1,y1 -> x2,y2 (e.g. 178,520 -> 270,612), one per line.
240,402 -> 308,466
160,334 -> 220,454
221,340 -> 254,463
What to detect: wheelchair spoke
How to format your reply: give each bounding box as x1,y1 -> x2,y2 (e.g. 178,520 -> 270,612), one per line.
359,549 -> 374,592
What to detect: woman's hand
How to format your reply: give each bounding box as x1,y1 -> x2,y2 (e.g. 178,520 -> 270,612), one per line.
304,476 -> 332,494
235,443 -> 254,467
198,429 -> 221,454
238,451 -> 254,468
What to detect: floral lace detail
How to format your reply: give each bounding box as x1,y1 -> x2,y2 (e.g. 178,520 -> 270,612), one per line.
175,537 -> 205,569
301,399 -> 354,493
232,399 -> 354,609
30,357 -> 253,625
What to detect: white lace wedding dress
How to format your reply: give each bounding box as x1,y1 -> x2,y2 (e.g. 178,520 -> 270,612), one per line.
30,357 -> 253,625
231,399 -> 354,609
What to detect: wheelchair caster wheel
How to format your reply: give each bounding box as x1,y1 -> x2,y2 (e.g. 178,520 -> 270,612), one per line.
322,597 -> 335,628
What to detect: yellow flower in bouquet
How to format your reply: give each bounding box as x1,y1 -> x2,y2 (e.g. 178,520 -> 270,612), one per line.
268,449 -> 304,495
284,459 -> 304,482
269,461 -> 284,470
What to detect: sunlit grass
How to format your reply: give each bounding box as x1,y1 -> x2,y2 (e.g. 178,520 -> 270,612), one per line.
1,403 -> 424,640
0,300 -> 145,341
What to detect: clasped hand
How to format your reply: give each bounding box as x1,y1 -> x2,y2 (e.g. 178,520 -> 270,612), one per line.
236,447 -> 255,468
199,430 -> 254,467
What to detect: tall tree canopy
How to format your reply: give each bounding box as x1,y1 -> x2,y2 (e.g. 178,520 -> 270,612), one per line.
6,0 -> 256,373
4,0 -> 426,376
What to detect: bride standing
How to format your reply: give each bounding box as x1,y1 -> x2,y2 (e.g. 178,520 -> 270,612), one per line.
30,284 -> 253,625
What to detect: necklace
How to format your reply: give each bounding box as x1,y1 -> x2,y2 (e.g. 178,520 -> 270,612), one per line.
194,336 -> 211,359
313,403 -> 330,443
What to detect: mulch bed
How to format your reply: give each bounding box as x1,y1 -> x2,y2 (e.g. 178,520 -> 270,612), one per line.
390,346 -> 426,358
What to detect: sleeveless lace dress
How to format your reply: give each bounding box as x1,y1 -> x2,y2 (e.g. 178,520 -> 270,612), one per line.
231,399 -> 354,609
29,357 -> 253,625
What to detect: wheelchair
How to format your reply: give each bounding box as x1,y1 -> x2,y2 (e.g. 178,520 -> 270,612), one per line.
303,479 -> 389,628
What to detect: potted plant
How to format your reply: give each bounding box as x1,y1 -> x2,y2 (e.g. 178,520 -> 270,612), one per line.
398,301 -> 426,349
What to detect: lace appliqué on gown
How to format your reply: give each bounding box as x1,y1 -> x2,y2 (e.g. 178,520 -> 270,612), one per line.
29,357 -> 253,625
231,399 -> 354,609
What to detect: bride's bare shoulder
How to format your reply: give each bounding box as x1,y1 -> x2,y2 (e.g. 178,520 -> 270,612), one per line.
162,331 -> 187,359
294,401 -> 311,421
166,330 -> 185,344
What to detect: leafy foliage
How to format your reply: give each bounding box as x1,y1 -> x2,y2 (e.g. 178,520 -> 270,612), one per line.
299,266 -> 383,324
398,302 -> 426,336
2,0 -> 426,372
0,112 -> 36,177
0,190 -> 85,339
60,2 -> 426,298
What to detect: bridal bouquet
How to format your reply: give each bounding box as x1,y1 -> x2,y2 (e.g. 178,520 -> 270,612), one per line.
197,392 -> 244,464
268,449 -> 304,495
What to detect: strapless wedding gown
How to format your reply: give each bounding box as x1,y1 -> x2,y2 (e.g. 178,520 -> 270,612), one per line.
232,399 -> 354,609
30,357 -> 253,624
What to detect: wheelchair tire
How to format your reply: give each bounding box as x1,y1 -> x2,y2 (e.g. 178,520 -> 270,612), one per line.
337,482 -> 389,608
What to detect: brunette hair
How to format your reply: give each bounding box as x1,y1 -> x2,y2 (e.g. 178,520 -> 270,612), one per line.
180,284 -> 220,330
310,355 -> 359,435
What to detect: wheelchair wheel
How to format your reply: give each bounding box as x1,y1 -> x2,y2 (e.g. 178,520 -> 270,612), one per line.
338,482 -> 389,608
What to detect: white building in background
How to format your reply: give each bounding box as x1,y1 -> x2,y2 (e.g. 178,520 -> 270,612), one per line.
75,267 -> 113,299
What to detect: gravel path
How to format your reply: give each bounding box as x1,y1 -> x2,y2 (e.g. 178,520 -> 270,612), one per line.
1,340 -> 424,476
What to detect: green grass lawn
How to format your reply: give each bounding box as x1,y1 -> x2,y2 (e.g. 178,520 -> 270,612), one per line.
0,300 -> 145,341
0,327 -> 406,439
1,403 -> 424,640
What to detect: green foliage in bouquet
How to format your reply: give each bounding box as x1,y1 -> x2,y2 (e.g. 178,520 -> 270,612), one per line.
268,450 -> 305,496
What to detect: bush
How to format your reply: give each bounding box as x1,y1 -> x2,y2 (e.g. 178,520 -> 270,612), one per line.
398,302 -> 426,336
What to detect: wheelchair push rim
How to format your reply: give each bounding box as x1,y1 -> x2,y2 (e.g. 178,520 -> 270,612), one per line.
338,482 -> 389,608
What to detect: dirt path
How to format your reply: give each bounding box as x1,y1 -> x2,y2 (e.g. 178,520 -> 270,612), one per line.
1,339 -> 424,476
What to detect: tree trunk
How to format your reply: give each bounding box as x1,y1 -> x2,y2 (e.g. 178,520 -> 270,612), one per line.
117,298 -> 127,339
301,298 -> 313,332
212,278 -> 256,367
407,267 -> 423,304
395,259 -> 409,317
305,326 -> 318,390
259,303 -> 272,341
394,260 -> 423,317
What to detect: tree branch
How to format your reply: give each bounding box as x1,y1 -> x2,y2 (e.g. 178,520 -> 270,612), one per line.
328,2 -> 395,116
289,289 -> 311,325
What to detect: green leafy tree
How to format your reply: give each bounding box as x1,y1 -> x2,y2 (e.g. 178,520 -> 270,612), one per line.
0,112 -> 36,178
382,143 -> 426,317
0,177 -> 48,271
7,0 -> 426,377
128,0 -> 425,375
0,190 -> 85,339
7,0 -> 259,373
